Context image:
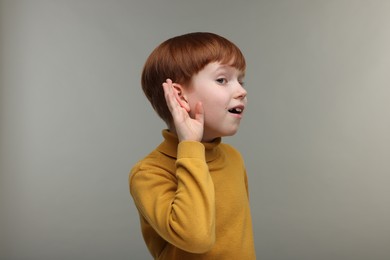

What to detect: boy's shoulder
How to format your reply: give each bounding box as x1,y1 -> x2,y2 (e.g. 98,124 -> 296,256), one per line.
129,149 -> 177,190
131,147 -> 173,173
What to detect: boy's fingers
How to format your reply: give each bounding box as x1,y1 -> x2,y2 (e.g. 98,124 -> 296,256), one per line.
162,84 -> 171,107
162,80 -> 182,119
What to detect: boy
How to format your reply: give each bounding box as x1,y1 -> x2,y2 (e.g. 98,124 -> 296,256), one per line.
129,32 -> 256,259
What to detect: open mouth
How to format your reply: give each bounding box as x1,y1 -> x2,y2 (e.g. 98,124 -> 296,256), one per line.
228,107 -> 244,114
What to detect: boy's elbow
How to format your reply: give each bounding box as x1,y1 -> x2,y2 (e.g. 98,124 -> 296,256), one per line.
184,232 -> 215,253
169,214 -> 216,253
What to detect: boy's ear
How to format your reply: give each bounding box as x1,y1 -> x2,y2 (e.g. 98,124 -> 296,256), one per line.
172,83 -> 190,112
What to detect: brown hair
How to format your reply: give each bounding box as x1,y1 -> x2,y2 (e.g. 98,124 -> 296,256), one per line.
141,32 -> 246,126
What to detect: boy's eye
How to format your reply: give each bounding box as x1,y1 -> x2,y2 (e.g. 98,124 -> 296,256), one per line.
216,78 -> 227,84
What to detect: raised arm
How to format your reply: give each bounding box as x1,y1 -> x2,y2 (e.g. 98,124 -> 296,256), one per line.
130,79 -> 215,253
130,143 -> 216,253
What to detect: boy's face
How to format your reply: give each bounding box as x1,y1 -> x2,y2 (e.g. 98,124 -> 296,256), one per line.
184,62 -> 247,142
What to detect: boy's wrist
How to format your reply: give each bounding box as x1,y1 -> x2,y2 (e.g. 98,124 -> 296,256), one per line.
177,133 -> 202,143
177,141 -> 205,160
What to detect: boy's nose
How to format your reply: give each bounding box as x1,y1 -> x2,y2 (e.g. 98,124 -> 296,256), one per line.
235,84 -> 247,100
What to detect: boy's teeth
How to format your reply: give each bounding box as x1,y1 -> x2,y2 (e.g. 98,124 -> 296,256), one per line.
229,108 -> 242,114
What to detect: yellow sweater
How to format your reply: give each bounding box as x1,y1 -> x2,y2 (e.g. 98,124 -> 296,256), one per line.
130,130 -> 256,259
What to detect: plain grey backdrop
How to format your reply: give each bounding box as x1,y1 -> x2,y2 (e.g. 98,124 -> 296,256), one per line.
1,0 -> 390,259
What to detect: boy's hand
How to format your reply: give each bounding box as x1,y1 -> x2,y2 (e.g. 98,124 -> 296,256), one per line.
162,79 -> 204,142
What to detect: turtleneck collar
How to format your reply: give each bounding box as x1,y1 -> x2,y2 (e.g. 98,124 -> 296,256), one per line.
157,129 -> 222,162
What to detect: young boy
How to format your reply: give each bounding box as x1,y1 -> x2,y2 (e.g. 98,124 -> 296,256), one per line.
129,32 -> 256,259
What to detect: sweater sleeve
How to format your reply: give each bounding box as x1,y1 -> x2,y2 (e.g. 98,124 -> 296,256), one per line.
130,141 -> 216,253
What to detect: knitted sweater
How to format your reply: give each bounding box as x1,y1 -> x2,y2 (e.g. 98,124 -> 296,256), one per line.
129,130 -> 255,259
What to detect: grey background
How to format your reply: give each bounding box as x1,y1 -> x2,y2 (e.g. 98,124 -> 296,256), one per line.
1,0 -> 390,259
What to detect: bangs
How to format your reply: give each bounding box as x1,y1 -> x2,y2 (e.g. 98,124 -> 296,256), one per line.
215,44 -> 246,72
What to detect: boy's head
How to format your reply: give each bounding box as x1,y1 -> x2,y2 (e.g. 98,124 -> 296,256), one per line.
141,32 -> 246,127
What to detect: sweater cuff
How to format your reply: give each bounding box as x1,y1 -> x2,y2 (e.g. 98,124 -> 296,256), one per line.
177,141 -> 205,160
